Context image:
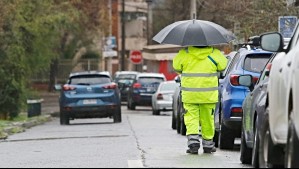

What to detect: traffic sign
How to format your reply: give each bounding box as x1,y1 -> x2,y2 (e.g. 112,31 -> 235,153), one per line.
130,50 -> 143,64
279,16 -> 298,38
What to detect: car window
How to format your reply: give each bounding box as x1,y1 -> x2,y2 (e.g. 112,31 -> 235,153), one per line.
138,77 -> 165,84
160,83 -> 179,92
118,79 -> 134,85
69,75 -> 111,85
226,53 -> 240,75
243,54 -> 272,73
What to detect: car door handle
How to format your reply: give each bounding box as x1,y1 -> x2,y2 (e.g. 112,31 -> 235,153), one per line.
288,62 -> 292,67
279,68 -> 283,73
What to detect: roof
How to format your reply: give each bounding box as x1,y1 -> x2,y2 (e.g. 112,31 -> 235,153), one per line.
142,44 -> 183,61
69,71 -> 111,78
137,73 -> 166,78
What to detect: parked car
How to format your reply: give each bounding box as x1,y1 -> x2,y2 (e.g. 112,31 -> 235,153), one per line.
171,51 -> 237,141
152,81 -> 179,115
56,71 -> 122,125
219,45 -> 272,150
256,24 -> 299,168
127,73 -> 166,110
113,71 -> 139,102
239,52 -> 277,165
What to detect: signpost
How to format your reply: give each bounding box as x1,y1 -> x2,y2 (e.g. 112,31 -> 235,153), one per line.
130,50 -> 143,65
279,16 -> 298,38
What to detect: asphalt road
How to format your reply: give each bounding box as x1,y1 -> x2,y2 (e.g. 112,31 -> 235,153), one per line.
0,105 -> 251,168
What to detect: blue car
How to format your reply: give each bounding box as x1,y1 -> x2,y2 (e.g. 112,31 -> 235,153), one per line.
219,46 -> 272,150
57,71 -> 121,125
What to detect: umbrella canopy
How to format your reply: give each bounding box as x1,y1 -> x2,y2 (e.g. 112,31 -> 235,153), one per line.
153,19 -> 236,46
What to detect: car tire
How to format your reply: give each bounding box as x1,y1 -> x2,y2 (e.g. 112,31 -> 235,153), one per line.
128,98 -> 136,110
172,111 -> 176,130
285,110 -> 299,168
252,118 -> 260,168
213,130 -> 219,148
113,106 -> 122,123
180,115 -> 187,136
240,130 -> 252,164
60,111 -> 70,125
219,123 -> 235,150
153,109 -> 160,116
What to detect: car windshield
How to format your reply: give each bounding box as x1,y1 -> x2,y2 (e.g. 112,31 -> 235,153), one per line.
138,77 -> 164,84
243,54 -> 272,73
160,83 -> 179,92
116,74 -> 136,81
69,75 -> 111,85
118,79 -> 134,85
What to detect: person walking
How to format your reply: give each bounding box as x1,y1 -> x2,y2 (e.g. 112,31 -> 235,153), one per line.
173,46 -> 228,154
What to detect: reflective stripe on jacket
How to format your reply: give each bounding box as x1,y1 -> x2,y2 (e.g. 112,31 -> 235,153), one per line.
173,46 -> 228,104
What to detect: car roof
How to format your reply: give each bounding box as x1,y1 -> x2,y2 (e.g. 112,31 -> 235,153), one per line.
69,71 -> 111,78
238,48 -> 272,57
137,73 -> 166,78
115,71 -> 139,75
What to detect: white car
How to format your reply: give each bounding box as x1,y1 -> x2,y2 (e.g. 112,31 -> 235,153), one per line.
259,23 -> 299,167
152,81 -> 179,115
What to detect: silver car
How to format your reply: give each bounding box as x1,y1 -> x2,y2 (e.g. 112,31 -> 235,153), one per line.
152,81 -> 179,115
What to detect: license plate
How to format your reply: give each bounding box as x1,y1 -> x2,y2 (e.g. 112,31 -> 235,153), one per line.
83,99 -> 97,105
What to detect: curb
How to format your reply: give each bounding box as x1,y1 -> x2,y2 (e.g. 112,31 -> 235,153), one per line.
0,115 -> 53,140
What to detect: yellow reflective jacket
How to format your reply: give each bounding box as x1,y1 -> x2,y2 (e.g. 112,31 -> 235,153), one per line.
173,46 -> 228,104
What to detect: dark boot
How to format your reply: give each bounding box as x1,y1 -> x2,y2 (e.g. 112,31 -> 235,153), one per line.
202,139 -> 216,153
186,143 -> 200,154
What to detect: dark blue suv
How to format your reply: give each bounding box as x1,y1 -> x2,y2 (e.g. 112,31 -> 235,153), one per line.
219,46 -> 272,150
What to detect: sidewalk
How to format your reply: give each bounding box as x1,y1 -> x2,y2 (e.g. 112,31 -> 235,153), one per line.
0,91 -> 59,140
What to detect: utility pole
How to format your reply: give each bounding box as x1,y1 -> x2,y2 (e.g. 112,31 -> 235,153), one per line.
146,0 -> 153,45
190,0 -> 196,19
121,0 -> 126,71
108,0 -> 112,74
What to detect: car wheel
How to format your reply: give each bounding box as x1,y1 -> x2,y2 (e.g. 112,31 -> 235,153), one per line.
259,112 -> 271,168
152,109 -> 160,115
213,130 -> 219,148
60,111 -> 70,125
128,98 -> 136,110
252,118 -> 260,168
113,106 -> 122,123
172,111 -> 176,130
219,123 -> 235,150
285,110 -> 299,168
240,130 -> 253,164
180,115 -> 187,136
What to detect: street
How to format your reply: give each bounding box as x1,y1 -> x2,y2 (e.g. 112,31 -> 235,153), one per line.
0,105 -> 250,168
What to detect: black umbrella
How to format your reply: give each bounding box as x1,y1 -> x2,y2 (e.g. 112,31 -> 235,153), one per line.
152,19 -> 236,46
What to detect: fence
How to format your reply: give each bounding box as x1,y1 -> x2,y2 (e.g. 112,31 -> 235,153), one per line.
31,59 -> 103,84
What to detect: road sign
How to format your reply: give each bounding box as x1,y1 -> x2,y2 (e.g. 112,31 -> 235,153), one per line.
130,50 -> 143,64
104,36 -> 117,49
103,50 -> 118,58
279,16 -> 298,38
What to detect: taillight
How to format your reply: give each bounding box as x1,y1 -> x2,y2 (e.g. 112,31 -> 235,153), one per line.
230,75 -> 240,86
231,107 -> 243,117
63,85 -> 76,91
231,107 -> 243,113
157,93 -> 163,100
103,83 -> 117,89
253,77 -> 259,84
265,63 -> 272,76
133,83 -> 142,89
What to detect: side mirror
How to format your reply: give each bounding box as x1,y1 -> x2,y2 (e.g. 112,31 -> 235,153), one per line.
260,32 -> 284,52
238,75 -> 254,91
54,84 -> 62,91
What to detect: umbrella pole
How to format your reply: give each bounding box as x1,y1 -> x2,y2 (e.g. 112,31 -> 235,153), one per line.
190,0 -> 197,19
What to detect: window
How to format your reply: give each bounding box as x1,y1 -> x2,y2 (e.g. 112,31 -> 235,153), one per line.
243,54 -> 272,73
69,75 -> 111,85
138,77 -> 164,84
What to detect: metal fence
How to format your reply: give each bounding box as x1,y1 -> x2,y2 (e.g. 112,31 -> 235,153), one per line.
31,59 -> 103,83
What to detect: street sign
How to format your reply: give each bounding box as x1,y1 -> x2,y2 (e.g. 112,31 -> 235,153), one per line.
130,50 -> 143,64
104,36 -> 117,49
279,16 -> 298,38
103,50 -> 118,58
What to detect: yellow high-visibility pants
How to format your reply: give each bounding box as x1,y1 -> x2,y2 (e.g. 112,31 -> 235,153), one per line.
183,103 -> 216,140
